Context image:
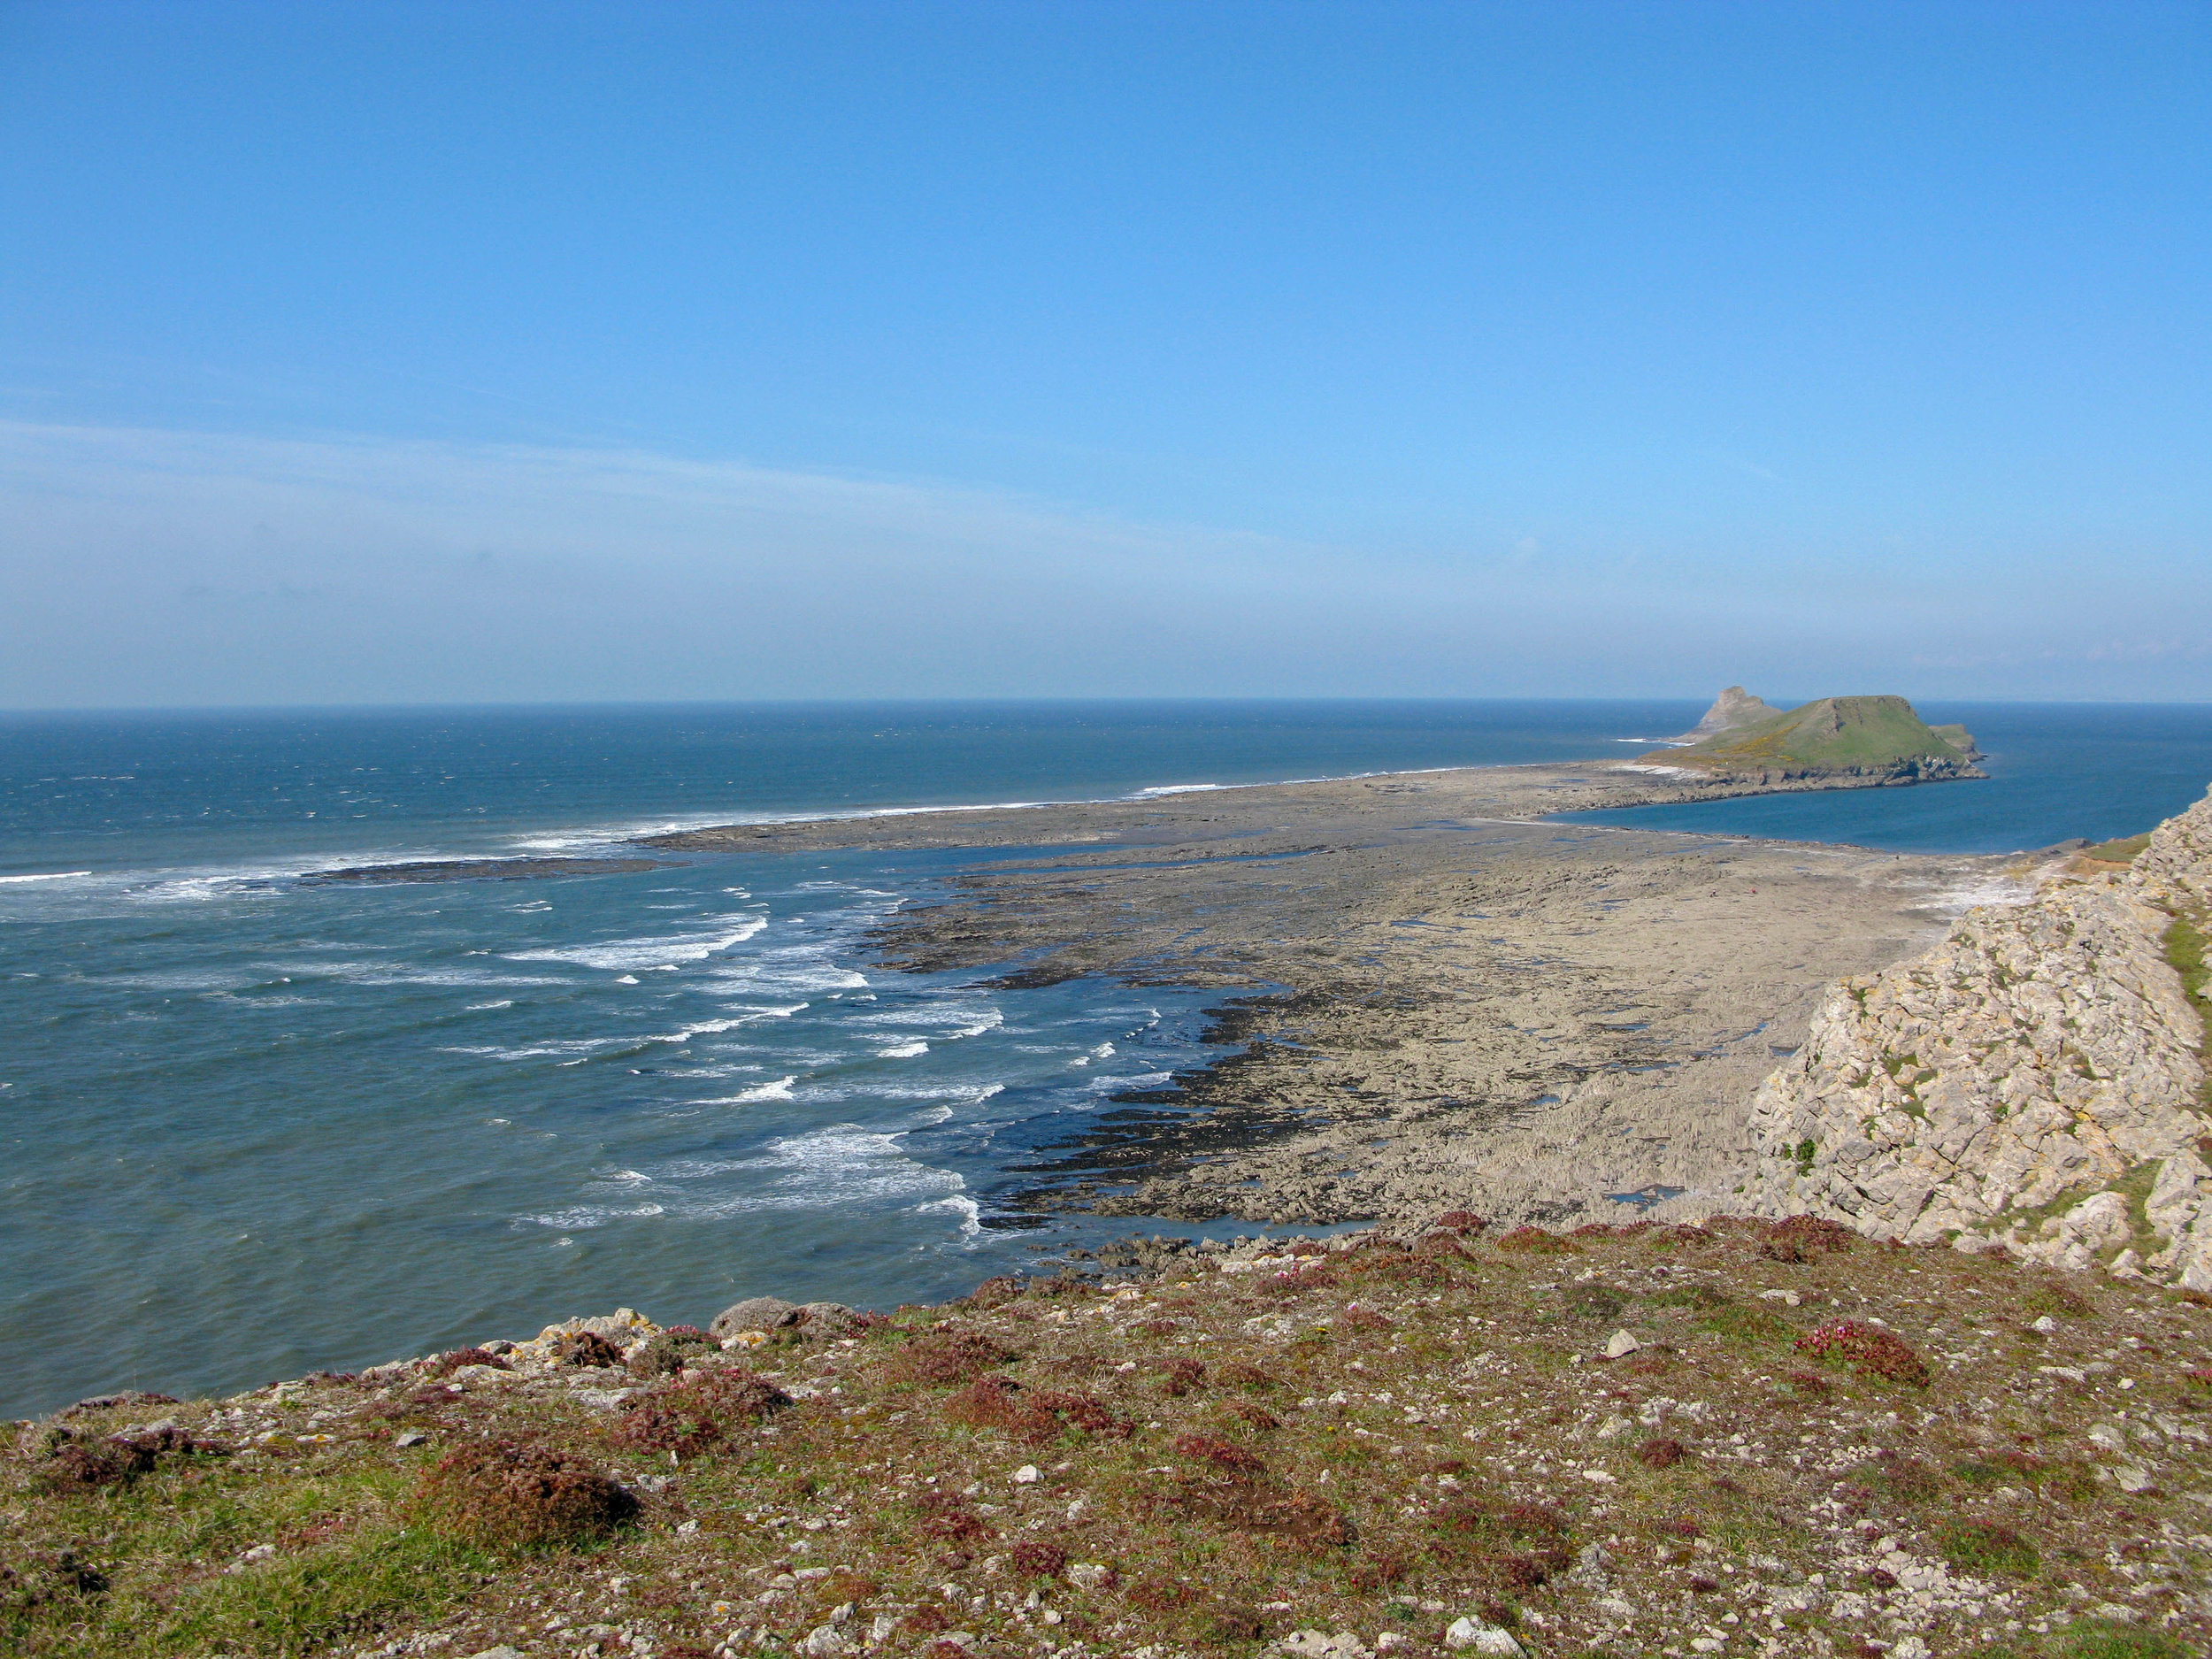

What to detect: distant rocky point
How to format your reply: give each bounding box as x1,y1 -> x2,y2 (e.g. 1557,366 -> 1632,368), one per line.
1672,683 -> 1778,741
1667,688 -> 1983,784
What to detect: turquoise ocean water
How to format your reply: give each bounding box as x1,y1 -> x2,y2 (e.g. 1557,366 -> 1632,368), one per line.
4,700 -> 2208,1417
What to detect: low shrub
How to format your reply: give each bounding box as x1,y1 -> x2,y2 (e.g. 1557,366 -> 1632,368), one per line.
1173,1432 -> 1266,1474
627,1325 -> 720,1379
1794,1320 -> 1931,1386
887,1326 -> 1018,1386
414,1440 -> 639,1548
425,1347 -> 509,1379
1636,1437 -> 1689,1468
1433,1210 -> 1486,1234
1496,1227 -> 1575,1256
942,1376 -> 1129,1444
1009,1540 -> 1068,1578
611,1369 -> 793,1456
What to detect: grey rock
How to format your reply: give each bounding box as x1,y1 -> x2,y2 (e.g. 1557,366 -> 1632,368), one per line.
710,1296 -> 797,1340
1745,780 -> 2212,1285
791,1301 -> 861,1339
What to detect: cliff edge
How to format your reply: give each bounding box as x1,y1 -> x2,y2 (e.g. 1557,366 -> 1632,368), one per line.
1743,781 -> 2212,1282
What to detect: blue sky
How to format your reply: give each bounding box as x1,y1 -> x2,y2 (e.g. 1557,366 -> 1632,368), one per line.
3,1 -> 2208,707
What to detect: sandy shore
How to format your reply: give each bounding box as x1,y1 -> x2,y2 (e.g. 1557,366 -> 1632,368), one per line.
646,760 -> 2038,1231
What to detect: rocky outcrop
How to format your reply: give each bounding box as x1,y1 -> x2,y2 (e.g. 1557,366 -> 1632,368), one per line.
1675,685 -> 1778,742
1743,782 -> 2212,1283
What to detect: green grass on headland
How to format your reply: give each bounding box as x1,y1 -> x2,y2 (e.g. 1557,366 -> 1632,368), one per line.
2080,834 -> 2153,864
1674,695 -> 1978,776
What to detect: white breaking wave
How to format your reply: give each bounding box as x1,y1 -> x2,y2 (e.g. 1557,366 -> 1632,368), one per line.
804,1081 -> 1005,1105
567,1125 -> 966,1223
874,1040 -> 929,1059
505,913 -> 768,971
701,959 -> 869,993
520,1202 -> 666,1230
0,871 -> 90,883
696,1075 -> 798,1104
917,1193 -> 983,1237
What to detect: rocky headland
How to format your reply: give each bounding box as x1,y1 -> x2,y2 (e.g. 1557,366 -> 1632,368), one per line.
1662,695 -> 1984,789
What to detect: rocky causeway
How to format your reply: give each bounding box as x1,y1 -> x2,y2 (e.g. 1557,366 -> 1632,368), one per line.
649,751 -> 2033,1233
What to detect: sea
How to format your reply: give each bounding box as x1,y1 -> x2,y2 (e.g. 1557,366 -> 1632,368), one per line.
4,699 -> 2210,1417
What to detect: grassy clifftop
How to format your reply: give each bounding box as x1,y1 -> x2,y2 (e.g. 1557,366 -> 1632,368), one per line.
7,1219 -> 2208,1659
1672,696 -> 1982,780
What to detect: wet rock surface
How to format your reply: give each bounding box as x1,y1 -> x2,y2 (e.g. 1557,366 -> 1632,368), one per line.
657,759 -> 2009,1232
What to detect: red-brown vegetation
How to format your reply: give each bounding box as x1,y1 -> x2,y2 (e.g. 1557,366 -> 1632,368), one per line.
414,1439 -> 639,1548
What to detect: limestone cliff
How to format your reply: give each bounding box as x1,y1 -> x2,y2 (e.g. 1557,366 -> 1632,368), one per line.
1741,782 -> 2212,1284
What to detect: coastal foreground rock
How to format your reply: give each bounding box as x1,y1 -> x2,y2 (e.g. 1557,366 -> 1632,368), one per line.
1743,782 -> 2212,1283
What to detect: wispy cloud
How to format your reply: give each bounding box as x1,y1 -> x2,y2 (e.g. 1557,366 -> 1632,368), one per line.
1,420 -> 2206,707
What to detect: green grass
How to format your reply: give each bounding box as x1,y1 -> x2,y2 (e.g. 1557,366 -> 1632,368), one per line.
1937,1519 -> 2040,1577
11,1221 -> 2211,1656
2163,912 -> 2212,1112
1677,695 -> 1977,773
2,1461 -> 488,1658
1966,1619 -> 2195,1659
1691,1305 -> 1793,1347
2081,833 -> 2153,864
